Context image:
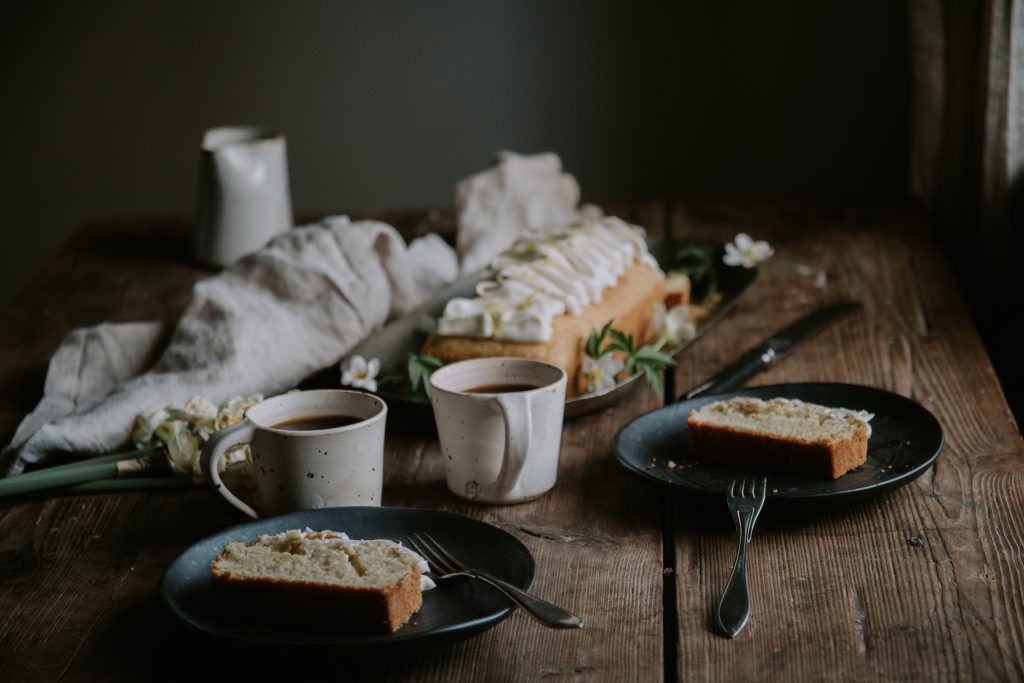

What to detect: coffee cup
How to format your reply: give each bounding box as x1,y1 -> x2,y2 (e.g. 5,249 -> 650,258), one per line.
200,390 -> 386,518
429,358 -> 567,504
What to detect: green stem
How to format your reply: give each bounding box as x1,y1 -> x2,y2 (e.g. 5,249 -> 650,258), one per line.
63,477 -> 197,493
0,449 -> 166,499
14,448 -> 161,480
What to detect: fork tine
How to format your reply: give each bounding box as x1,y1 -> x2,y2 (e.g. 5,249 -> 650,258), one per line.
408,534 -> 454,574
420,533 -> 465,572
728,479 -> 737,497
405,535 -> 429,561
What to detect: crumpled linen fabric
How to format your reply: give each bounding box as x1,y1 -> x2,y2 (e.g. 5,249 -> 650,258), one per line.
0,217 -> 455,476
2,151 -> 582,477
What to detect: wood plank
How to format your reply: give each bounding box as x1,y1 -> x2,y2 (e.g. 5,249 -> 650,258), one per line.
667,202 -> 1024,681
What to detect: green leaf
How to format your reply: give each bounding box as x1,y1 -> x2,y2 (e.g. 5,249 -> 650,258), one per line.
585,319 -> 615,358
407,353 -> 443,395
673,243 -> 714,277
632,346 -> 677,367
671,240 -> 719,303
606,328 -> 636,356
583,321 -> 676,395
640,363 -> 664,396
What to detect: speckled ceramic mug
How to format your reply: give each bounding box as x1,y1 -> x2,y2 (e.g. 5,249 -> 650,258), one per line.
430,358 -> 567,504
200,390 -> 386,518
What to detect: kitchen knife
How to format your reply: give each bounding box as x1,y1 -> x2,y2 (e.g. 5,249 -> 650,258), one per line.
681,301 -> 862,401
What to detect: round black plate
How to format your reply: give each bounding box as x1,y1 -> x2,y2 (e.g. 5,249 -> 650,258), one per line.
614,383 -> 943,502
161,506 -> 535,648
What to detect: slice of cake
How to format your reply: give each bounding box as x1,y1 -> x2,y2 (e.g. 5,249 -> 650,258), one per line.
210,529 -> 430,633
686,397 -> 873,479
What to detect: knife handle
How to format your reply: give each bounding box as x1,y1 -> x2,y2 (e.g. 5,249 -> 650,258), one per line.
682,347 -> 775,401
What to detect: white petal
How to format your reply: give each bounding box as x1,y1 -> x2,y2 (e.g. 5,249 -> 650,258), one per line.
652,303 -> 668,337
366,358 -> 381,378
751,242 -> 774,260
598,352 -> 625,377
185,396 -> 217,420
349,356 -> 368,373
734,233 -> 753,249
723,244 -> 744,266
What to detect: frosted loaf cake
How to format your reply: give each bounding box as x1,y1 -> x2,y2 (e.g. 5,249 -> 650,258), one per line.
421,216 -> 674,396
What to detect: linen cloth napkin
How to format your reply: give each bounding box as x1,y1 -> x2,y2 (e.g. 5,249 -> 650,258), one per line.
1,152 -> 582,477
1,217 -> 455,476
456,151 -> 581,274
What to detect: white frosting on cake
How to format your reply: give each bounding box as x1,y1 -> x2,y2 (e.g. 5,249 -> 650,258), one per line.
704,398 -> 875,439
437,216 -> 660,342
258,528 -> 436,591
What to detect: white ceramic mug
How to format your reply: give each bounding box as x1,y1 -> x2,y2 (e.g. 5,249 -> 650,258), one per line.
429,358 -> 567,504
200,390 -> 386,518
195,125 -> 293,266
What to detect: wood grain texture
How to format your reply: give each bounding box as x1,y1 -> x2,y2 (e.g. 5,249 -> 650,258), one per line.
1,202 -> 1020,682
668,202 -> 1024,681
0,202 -> 671,682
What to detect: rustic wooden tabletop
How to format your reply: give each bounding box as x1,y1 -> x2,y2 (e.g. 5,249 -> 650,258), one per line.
0,202 -> 1021,682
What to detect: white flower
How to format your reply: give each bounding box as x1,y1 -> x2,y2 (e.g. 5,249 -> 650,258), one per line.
653,303 -> 697,347
341,355 -> 380,392
582,352 -> 625,393
131,408 -> 170,448
216,394 -> 263,430
153,420 -> 200,475
220,443 -> 256,486
167,396 -> 218,440
131,393 -> 261,481
723,233 -> 773,268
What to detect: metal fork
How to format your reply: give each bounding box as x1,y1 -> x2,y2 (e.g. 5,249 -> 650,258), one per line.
407,533 -> 583,629
716,476 -> 768,638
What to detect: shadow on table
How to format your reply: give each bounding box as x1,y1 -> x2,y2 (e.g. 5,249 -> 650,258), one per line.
671,483 -> 913,535
85,589 -> 498,681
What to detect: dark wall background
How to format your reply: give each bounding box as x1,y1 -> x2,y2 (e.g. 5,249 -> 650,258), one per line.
0,1 -> 910,309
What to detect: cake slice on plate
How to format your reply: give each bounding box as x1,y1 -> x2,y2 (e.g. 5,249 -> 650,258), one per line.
686,397 -> 872,479
210,529 -> 430,633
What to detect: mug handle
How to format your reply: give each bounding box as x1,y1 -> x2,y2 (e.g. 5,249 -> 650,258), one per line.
491,393 -> 533,495
200,418 -> 259,519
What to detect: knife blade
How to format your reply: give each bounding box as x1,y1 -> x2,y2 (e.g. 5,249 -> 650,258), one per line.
681,301 -> 862,401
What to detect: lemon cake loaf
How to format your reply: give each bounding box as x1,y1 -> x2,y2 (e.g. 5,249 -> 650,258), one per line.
421,216 -> 674,396
210,529 -> 430,633
686,397 -> 872,479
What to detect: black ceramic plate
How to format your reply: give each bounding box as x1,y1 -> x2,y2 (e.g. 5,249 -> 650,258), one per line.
614,383 -> 943,502
161,506 -> 535,648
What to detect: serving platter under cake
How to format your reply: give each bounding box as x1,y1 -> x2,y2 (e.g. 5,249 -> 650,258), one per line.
335,240 -> 758,419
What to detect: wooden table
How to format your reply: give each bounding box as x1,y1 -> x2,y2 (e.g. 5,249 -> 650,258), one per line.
1,203 -> 1022,682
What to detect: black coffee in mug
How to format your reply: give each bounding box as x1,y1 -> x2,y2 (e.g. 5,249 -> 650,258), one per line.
463,383 -> 538,394
271,415 -> 363,431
